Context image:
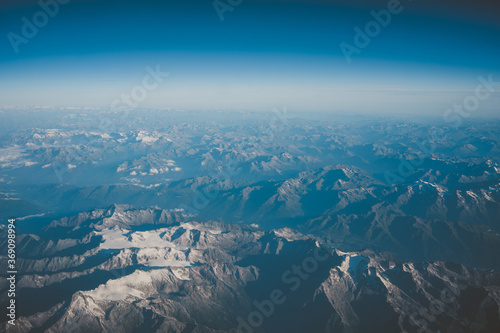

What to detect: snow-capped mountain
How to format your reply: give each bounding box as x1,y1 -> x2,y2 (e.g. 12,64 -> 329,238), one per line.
1,205 -> 499,332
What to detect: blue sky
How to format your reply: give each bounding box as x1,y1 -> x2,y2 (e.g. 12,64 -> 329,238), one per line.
0,0 -> 499,115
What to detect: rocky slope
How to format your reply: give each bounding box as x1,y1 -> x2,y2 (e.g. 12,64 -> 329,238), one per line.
1,205 -> 499,332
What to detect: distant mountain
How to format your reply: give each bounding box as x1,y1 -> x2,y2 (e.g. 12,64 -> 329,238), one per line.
6,162 -> 499,269
2,111 -> 500,332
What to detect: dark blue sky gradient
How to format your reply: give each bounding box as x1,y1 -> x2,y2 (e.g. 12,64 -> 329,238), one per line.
1,0 -> 499,113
